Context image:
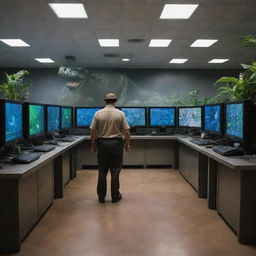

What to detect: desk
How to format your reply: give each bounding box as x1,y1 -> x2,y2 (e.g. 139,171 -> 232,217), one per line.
1,135 -> 256,252
177,137 -> 256,243
0,136 -> 86,253
78,135 -> 177,168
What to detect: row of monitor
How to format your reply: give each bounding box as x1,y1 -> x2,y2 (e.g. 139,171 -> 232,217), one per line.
75,103 -> 250,142
0,99 -> 254,147
0,100 -> 73,147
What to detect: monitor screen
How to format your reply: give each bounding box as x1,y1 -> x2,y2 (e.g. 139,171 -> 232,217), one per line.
149,107 -> 175,127
204,105 -> 221,133
47,106 -> 60,132
29,104 -> 45,136
121,108 -> 146,127
226,103 -> 243,139
61,107 -> 72,129
5,102 -> 23,142
76,108 -> 101,127
179,107 -> 201,127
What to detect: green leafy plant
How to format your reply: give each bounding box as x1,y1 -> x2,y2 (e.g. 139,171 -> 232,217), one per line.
187,90 -> 200,105
214,61 -> 256,102
241,35 -> 256,47
167,94 -> 184,106
0,70 -> 32,101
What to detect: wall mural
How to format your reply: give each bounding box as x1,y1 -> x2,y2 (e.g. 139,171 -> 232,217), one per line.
58,67 -> 170,106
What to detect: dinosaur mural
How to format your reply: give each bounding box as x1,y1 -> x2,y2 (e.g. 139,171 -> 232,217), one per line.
58,67 -> 170,106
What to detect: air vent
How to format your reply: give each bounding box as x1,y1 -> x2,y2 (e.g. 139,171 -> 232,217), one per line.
65,55 -> 76,61
127,39 -> 145,43
104,54 -> 119,58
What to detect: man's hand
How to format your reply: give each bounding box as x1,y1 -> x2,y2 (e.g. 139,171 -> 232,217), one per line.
91,145 -> 98,153
125,144 -> 131,152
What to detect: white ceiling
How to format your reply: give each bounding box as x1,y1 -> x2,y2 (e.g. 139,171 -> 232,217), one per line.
0,0 -> 255,69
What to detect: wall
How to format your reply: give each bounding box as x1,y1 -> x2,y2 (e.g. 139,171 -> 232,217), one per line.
0,68 -> 240,106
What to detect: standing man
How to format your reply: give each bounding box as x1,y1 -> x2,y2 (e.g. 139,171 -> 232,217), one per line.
90,93 -> 130,203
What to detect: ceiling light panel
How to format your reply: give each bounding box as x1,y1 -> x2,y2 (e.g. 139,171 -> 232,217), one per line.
122,58 -> 130,62
35,58 -> 55,63
169,58 -> 188,64
49,3 -> 88,18
98,39 -> 119,47
191,39 -> 218,47
208,59 -> 229,63
0,39 -> 30,47
149,39 -> 172,47
160,4 -> 199,19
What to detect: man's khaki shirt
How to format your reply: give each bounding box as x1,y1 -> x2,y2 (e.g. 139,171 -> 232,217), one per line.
90,105 -> 130,138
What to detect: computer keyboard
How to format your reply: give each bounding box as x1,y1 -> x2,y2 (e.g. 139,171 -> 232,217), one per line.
61,136 -> 76,142
13,152 -> 40,164
34,144 -> 55,152
191,138 -> 216,145
212,145 -> 244,156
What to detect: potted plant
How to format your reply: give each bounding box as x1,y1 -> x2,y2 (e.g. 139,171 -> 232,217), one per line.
0,70 -> 32,101
214,61 -> 256,102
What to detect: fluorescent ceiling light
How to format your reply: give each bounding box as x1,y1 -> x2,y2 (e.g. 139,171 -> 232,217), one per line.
160,4 -> 198,19
35,58 -> 55,63
49,3 -> 88,18
0,39 -> 30,47
169,58 -> 188,64
149,39 -> 172,47
191,39 -> 218,47
208,59 -> 229,63
98,39 -> 119,47
122,58 -> 130,62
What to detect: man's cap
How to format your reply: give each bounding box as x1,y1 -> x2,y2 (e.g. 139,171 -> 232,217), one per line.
104,93 -> 118,101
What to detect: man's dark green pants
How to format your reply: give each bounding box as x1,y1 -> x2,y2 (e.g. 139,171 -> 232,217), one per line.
97,138 -> 123,200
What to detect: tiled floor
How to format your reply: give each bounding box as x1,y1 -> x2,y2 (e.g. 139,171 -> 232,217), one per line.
7,169 -> 256,256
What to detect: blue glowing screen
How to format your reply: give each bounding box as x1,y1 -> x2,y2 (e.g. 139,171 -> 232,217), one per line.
5,102 -> 23,142
47,106 -> 60,132
121,108 -> 146,127
61,107 -> 72,129
204,105 -> 221,133
179,107 -> 201,127
149,108 -> 175,126
29,104 -> 45,136
226,103 -> 243,138
76,108 -> 101,127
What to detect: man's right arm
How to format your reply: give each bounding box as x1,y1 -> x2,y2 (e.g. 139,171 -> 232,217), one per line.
90,115 -> 98,153
90,129 -> 98,153
124,129 -> 131,152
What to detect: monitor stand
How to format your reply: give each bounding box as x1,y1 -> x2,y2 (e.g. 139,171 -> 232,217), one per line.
159,127 -> 167,133
46,133 -> 55,140
130,127 -> 136,134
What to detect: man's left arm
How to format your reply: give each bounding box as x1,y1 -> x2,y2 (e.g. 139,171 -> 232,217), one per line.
90,115 -> 98,153
90,129 -> 98,153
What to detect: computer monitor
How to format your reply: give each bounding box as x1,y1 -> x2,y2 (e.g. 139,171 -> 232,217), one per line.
75,107 -> 102,127
178,106 -> 202,128
24,103 -> 45,139
46,105 -> 60,133
0,99 -> 24,146
61,106 -> 73,129
120,107 -> 147,127
148,107 -> 176,127
203,104 -> 223,136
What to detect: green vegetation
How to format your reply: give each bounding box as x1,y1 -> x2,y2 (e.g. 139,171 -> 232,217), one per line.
214,62 -> 256,102
241,35 -> 256,47
0,70 -> 31,101
168,35 -> 256,106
